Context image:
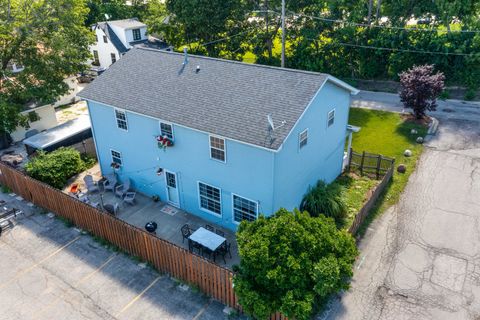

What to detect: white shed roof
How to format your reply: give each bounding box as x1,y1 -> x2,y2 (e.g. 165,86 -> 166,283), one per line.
23,115 -> 91,149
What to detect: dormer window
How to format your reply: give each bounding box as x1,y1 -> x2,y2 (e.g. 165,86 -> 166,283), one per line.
132,28 -> 141,41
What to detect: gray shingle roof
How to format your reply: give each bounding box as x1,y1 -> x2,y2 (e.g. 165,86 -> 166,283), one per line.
80,48 -> 355,150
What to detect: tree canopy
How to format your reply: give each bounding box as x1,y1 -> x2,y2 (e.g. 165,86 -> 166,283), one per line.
0,0 -> 93,138
234,209 -> 358,320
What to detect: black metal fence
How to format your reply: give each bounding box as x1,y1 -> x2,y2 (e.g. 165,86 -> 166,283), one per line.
348,150 -> 395,179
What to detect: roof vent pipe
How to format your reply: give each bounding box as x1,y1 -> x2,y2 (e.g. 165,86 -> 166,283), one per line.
183,47 -> 188,65
196,65 -> 200,73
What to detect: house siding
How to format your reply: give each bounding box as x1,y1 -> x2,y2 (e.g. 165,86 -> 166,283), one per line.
272,82 -> 351,212
87,100 -> 275,230
90,27 -> 120,69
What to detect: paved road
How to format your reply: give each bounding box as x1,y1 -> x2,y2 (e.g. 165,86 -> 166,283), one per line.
0,194 -> 242,320
322,92 -> 480,319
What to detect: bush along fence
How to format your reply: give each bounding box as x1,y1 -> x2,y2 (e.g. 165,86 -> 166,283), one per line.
348,150 -> 395,179
0,162 -> 289,320
347,150 -> 395,234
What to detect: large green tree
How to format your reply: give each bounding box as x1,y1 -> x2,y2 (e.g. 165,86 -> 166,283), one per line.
150,0 -> 248,55
0,0 -> 93,145
86,0 -> 148,26
234,209 -> 358,320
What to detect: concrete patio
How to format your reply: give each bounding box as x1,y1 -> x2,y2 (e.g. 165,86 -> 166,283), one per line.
65,165 -> 240,269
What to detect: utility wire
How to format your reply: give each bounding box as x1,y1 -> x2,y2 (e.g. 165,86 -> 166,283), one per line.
305,39 -> 478,57
289,11 -> 480,34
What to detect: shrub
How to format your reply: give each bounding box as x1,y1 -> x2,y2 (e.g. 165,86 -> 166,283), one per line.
464,89 -> 476,101
399,64 -> 445,119
234,209 -> 358,320
25,147 -> 87,189
300,180 -> 347,227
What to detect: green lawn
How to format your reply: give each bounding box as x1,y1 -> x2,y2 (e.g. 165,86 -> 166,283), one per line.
343,108 -> 428,233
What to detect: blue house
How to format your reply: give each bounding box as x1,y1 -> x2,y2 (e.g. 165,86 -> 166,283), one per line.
79,47 -> 359,230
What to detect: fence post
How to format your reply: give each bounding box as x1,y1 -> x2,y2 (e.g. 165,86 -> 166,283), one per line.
376,155 -> 382,179
360,151 -> 366,176
347,148 -> 353,172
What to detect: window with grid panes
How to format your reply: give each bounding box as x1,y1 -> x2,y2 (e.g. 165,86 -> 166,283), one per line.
233,195 -> 258,222
209,136 -> 225,162
198,182 -> 221,215
115,109 -> 128,130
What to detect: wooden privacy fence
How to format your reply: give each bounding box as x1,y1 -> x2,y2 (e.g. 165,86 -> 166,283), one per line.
348,165 -> 394,234
0,162 -> 238,311
348,150 -> 395,179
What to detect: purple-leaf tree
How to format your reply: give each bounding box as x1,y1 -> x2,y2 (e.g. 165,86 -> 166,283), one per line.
399,65 -> 445,119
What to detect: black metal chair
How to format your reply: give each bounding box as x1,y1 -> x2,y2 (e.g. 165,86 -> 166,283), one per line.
205,224 -> 214,232
215,229 -> 225,237
202,247 -> 216,261
188,239 -> 203,255
181,224 -> 191,243
216,241 -> 232,264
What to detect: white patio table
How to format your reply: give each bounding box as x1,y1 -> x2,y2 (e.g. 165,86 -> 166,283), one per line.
189,227 -> 226,251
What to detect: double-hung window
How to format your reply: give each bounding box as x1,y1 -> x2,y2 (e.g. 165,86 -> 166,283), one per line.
210,136 -> 225,162
299,129 -> 308,149
327,109 -> 335,127
132,28 -> 141,41
115,109 -> 128,131
111,150 -> 122,166
160,122 -> 173,140
103,35 -> 108,43
233,195 -> 258,223
110,53 -> 116,64
198,182 -> 221,216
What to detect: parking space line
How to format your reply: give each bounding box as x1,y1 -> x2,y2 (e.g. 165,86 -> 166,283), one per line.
33,253 -> 118,319
192,299 -> 212,320
0,235 -> 81,290
115,276 -> 162,318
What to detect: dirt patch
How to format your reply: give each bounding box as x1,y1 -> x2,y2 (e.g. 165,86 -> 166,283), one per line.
400,114 -> 432,127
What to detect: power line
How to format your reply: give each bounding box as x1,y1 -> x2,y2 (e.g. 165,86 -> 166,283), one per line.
189,28 -> 255,48
290,11 -> 480,34
305,39 -> 478,57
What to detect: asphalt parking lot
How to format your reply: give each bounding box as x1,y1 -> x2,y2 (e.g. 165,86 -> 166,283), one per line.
0,193 -> 244,320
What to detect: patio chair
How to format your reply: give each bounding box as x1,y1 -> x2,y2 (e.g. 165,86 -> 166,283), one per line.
113,203 -> 120,215
103,174 -> 117,192
205,224 -> 214,232
215,229 -> 225,237
123,192 -> 136,206
84,175 -> 99,193
202,247 -> 216,261
115,179 -> 131,198
188,239 -> 203,255
216,241 -> 232,264
181,224 -> 191,243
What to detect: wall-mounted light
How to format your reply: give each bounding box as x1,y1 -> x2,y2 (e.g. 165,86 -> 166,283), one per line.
156,168 -> 163,176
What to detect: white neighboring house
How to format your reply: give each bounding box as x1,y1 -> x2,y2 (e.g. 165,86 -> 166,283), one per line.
10,77 -> 80,142
90,18 -> 148,70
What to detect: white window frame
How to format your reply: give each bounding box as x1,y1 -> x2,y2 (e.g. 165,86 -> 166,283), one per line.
197,181 -> 222,217
114,108 -> 128,131
327,109 -> 335,127
299,129 -> 308,149
110,149 -> 123,166
132,28 -> 141,41
232,193 -> 258,224
209,135 -> 226,163
159,121 -> 174,140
